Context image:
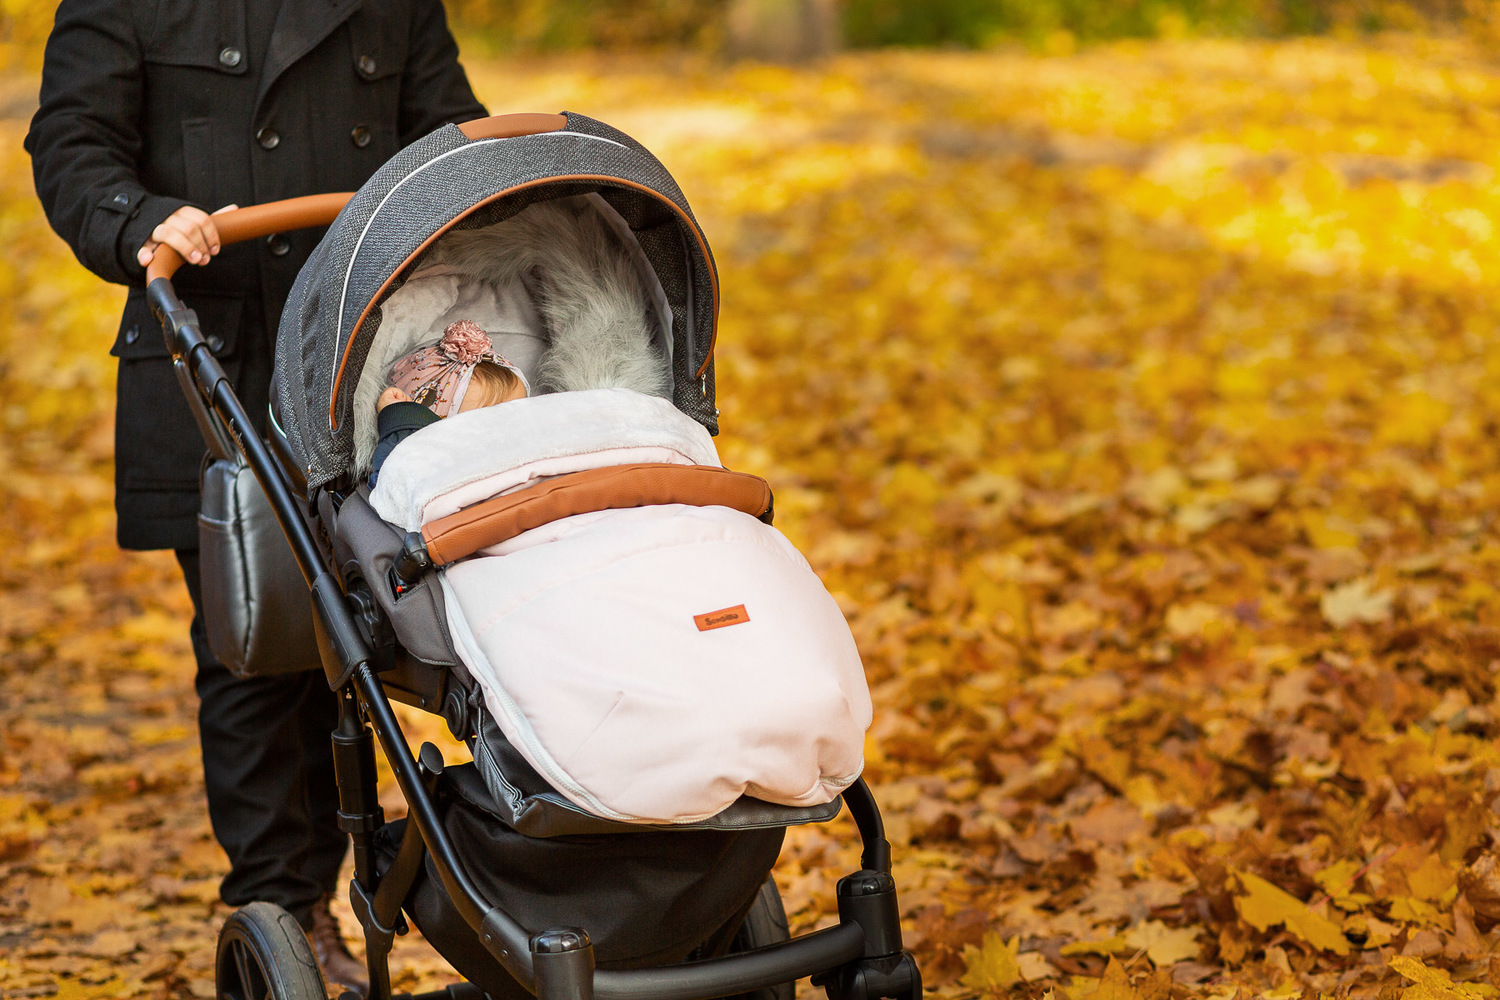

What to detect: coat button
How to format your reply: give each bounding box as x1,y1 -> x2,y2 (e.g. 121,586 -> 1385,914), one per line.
350,124 -> 371,148
219,46 -> 242,68
124,324 -> 139,345
256,127 -> 280,150
113,192 -> 130,206
207,334 -> 225,353
357,54 -> 377,76
266,234 -> 290,257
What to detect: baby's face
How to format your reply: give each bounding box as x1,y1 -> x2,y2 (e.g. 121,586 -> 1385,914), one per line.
458,379 -> 527,412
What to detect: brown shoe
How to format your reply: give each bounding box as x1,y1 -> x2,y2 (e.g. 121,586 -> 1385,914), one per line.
309,894 -> 370,997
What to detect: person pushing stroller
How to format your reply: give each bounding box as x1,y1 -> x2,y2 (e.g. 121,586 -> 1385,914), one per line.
25,2 -> 487,992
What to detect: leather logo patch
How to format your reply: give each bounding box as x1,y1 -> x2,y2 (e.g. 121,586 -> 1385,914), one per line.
695,605 -> 750,631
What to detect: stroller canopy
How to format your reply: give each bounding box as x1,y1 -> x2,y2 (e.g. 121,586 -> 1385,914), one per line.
273,112 -> 721,492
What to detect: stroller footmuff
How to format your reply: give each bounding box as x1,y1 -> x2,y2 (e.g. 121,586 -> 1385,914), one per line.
150,112 -> 923,1000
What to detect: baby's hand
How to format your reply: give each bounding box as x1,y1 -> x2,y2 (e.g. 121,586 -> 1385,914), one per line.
377,387 -> 412,411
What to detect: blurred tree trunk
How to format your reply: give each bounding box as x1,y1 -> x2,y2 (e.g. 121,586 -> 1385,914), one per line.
726,0 -> 840,61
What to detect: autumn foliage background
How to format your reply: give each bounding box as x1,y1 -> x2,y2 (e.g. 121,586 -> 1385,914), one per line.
6,2 -> 1500,998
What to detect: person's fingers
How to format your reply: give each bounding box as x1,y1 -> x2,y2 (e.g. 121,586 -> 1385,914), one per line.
151,224 -> 206,265
205,200 -> 240,251
198,216 -> 224,257
173,206 -> 218,259
151,220 -> 203,263
153,210 -> 213,264
143,204 -> 242,267
199,204 -> 239,254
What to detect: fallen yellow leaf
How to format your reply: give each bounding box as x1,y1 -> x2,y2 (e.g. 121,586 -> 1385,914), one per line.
1122,919 -> 1202,966
1320,576 -> 1394,628
1087,958 -> 1142,1000
1230,868 -> 1351,955
960,932 -> 1022,991
1388,955 -> 1488,999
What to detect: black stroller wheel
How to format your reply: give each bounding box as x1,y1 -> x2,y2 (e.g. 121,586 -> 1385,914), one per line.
216,902 -> 329,1000
728,878 -> 794,1000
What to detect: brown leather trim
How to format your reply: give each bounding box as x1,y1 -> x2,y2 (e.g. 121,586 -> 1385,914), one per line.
328,174 -> 720,429
421,463 -> 771,566
145,192 -> 355,283
457,113 -> 568,140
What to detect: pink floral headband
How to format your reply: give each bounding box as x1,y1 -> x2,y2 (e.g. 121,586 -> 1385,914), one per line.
387,320 -> 529,417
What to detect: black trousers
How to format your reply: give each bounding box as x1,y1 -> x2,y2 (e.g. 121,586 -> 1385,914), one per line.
176,549 -> 347,927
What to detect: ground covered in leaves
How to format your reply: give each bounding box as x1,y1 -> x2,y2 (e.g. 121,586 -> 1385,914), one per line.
4,33 -> 1500,1000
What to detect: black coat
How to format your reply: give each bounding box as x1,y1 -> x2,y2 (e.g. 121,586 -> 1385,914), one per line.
26,0 -> 487,550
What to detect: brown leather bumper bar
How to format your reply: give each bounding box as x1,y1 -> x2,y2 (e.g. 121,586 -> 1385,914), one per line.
421,463 -> 773,567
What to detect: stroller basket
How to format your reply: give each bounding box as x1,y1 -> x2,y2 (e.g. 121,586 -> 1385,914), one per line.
150,113 -> 922,1000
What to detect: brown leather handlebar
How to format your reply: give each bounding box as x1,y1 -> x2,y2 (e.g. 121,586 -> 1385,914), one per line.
421,463 -> 773,566
144,191 -> 355,284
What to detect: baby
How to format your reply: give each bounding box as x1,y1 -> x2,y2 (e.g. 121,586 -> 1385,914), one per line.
371,319 -> 529,484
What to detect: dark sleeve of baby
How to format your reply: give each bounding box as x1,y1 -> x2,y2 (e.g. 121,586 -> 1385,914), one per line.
370,402 -> 442,485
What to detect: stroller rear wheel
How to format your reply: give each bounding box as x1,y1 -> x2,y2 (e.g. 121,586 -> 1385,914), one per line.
216,902 -> 329,1000
728,878 -> 794,1000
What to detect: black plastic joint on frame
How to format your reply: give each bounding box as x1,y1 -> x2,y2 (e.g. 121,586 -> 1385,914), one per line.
145,279 -> 191,342
157,297 -> 221,401
390,531 -> 432,597
532,929 -> 595,1000
836,871 -> 903,959
348,876 -> 403,954
164,305 -> 203,357
311,571 -> 374,689
418,742 -> 447,791
478,910 -> 528,979
336,808 -> 384,834
813,952 -> 922,1000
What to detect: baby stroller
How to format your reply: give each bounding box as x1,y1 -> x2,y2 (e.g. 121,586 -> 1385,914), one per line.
148,112 -> 923,1000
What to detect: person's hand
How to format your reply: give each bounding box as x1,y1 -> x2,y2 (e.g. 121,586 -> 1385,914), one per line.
136,203 -> 238,267
377,387 -> 412,411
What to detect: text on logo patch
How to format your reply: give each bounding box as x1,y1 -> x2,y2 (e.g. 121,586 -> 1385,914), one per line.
695,605 -> 750,631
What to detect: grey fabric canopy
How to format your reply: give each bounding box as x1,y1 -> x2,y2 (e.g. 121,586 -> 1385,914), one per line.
273,112 -> 720,492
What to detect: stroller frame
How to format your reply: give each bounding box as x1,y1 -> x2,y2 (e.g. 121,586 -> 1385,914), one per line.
148,177 -> 922,1000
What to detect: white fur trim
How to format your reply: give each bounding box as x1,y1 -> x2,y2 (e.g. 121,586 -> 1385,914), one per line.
584,192 -> 672,362
431,197 -> 671,398
351,196 -> 673,476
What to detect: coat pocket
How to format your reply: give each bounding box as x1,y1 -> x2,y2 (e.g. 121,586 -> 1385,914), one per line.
111,287 -> 245,360
141,0 -> 248,75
